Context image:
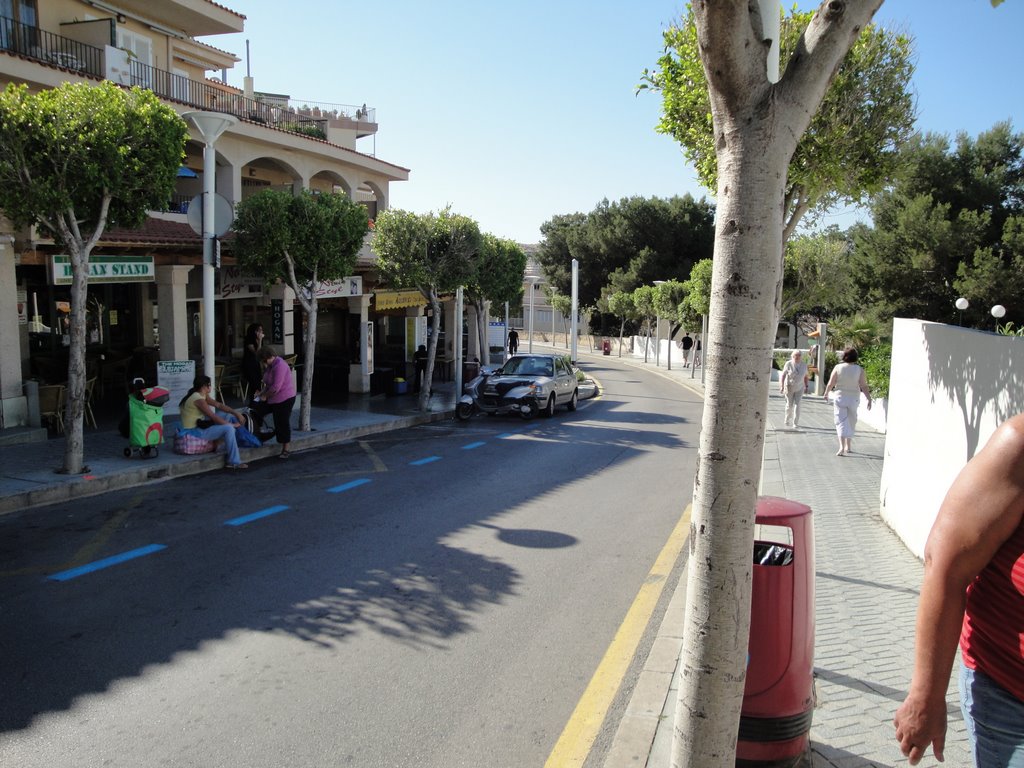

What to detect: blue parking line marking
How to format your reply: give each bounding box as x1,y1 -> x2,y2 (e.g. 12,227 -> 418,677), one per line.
47,544 -> 167,582
462,441 -> 485,450
328,478 -> 372,493
410,456 -> 441,466
497,432 -> 517,439
224,504 -> 289,527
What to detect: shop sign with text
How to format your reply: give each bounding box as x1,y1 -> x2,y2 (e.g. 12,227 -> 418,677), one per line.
302,275 -> 363,300
52,255 -> 155,285
217,267 -> 264,300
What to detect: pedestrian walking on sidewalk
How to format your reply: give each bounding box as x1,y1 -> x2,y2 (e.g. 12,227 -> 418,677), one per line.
508,328 -> 519,355
822,346 -> 871,455
681,332 -> 693,365
894,413 -> 1024,767
780,349 -> 810,428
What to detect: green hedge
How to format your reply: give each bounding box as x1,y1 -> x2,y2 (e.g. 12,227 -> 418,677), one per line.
859,343 -> 891,400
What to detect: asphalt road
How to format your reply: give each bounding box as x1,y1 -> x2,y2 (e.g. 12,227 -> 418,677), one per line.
0,357 -> 703,768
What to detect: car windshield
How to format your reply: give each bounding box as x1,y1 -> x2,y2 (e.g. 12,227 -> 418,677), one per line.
501,357 -> 553,377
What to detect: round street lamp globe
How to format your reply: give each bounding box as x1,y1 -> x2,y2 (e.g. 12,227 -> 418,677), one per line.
955,297 -> 969,311
992,305 -> 1007,319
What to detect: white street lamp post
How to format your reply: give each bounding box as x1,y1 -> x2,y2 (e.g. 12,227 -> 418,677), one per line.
653,280 -> 666,368
992,304 -> 1006,331
955,297 -> 969,326
570,259 -> 579,364
526,276 -> 541,353
183,111 -> 238,384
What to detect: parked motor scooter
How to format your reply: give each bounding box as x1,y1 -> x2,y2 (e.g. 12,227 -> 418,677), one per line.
456,365 -> 538,421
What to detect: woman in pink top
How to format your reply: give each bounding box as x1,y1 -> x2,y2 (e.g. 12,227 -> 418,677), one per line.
253,346 -> 296,458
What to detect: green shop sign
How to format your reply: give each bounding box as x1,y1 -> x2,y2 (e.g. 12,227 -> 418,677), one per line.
51,255 -> 155,285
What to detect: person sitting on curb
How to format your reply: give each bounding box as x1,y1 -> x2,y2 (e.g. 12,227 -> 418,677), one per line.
178,375 -> 248,469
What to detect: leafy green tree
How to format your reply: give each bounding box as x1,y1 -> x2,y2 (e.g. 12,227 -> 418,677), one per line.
536,195 -> 715,310
851,123 -> 1024,326
781,230 -> 857,322
653,279 -> 689,360
681,258 -> 712,320
825,312 -> 888,352
467,234 -> 526,364
373,207 -> 482,411
640,6 -> 916,242
548,291 -> 573,348
606,291 -> 637,357
0,81 -> 187,474
234,189 -> 369,430
631,285 -> 657,363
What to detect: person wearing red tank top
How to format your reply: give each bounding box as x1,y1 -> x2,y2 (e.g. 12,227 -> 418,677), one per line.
895,413 -> 1024,767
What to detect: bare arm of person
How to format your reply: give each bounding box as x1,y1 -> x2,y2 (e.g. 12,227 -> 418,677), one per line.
196,395 -> 241,428
858,367 -> 872,410
822,367 -> 839,399
894,414 -> 1024,764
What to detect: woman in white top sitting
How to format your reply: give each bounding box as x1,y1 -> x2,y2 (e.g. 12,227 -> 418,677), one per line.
822,346 -> 872,457
178,375 -> 248,469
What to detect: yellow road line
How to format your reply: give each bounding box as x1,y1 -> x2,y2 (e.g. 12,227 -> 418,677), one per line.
1,493 -> 144,577
67,494 -> 143,567
358,440 -> 388,473
544,503 -> 691,768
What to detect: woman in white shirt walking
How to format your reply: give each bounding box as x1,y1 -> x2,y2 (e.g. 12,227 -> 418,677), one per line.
822,346 -> 872,456
779,350 -> 810,428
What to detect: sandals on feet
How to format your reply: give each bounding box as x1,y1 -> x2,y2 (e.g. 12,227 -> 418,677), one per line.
228,463 -> 249,470
278,451 -> 291,459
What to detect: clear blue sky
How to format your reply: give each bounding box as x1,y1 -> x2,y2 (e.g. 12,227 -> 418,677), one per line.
215,1 -> 1023,244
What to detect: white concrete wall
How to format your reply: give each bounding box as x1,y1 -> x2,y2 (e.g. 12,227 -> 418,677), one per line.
881,318 -> 1024,558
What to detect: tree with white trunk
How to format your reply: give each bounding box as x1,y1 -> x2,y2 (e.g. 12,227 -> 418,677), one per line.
661,2 -> 892,764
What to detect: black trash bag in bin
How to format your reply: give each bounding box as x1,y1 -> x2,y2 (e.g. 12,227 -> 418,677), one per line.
753,542 -> 794,566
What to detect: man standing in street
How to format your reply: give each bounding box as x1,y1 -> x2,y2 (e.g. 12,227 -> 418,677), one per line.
894,413 -> 1024,767
507,328 -> 519,356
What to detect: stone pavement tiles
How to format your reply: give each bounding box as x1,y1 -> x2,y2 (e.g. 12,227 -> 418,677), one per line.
770,396 -> 969,767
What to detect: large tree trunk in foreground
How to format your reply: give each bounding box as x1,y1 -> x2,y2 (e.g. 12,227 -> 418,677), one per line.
673,2 -> 883,765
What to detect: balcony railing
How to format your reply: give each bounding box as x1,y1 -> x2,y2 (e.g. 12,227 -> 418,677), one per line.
1,15 -> 362,142
1,15 -> 103,76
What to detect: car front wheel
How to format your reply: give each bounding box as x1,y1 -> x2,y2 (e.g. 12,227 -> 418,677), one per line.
567,389 -> 578,411
542,394 -> 556,418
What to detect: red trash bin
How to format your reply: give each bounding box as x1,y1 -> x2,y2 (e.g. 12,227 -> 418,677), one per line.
737,496 -> 815,766
602,338 -> 611,355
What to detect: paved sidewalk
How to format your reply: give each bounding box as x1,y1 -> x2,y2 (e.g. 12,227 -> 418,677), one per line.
587,348 -> 968,768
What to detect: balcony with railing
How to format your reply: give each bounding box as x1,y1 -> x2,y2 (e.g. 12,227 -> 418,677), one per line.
1,15 -> 375,144
1,15 -> 103,75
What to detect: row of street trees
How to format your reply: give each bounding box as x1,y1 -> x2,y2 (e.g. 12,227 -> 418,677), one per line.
0,79 -> 529,472
371,207 -> 527,412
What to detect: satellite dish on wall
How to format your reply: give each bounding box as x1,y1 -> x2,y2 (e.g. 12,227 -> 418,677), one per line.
187,192 -> 234,238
